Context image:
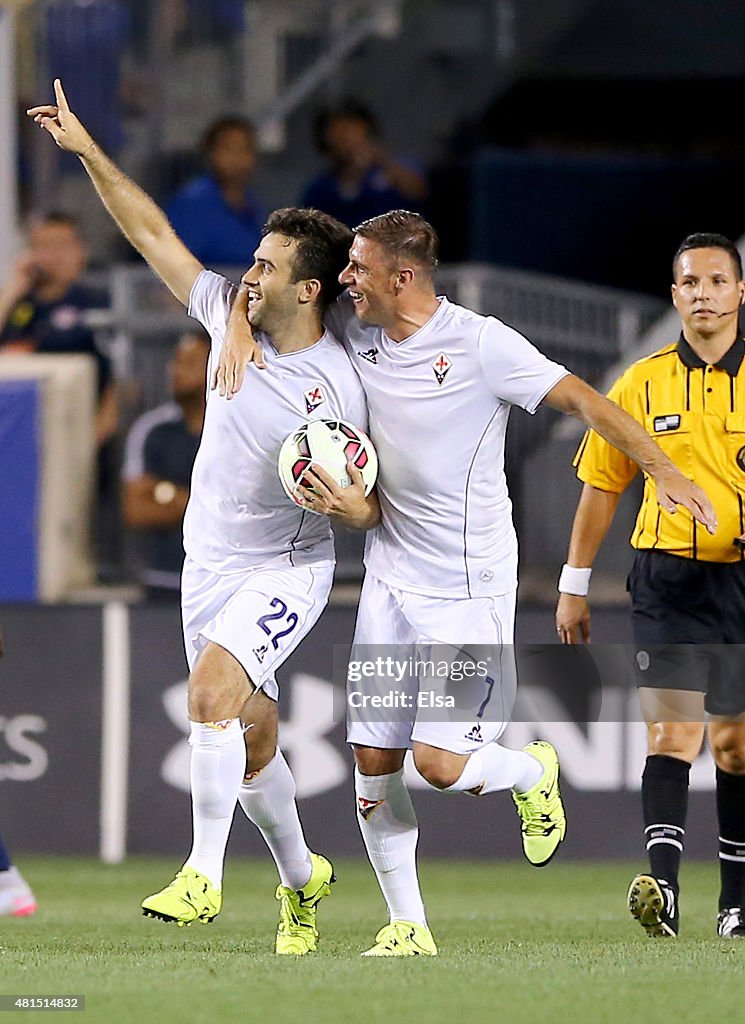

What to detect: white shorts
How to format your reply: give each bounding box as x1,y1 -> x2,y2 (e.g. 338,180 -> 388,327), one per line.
346,573 -> 517,754
181,556 -> 335,700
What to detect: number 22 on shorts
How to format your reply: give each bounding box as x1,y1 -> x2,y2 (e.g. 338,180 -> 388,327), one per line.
256,597 -> 298,650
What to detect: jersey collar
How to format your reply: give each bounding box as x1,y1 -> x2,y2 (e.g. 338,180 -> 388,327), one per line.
676,333 -> 745,377
258,328 -> 331,360
380,296 -> 447,350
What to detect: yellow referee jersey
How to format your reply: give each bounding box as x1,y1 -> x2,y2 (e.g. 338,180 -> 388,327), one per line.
574,335 -> 745,561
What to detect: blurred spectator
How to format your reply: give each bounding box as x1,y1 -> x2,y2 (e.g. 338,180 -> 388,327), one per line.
164,118 -> 264,266
45,0 -> 130,158
122,330 -> 209,595
301,100 -> 428,227
0,212 -> 117,448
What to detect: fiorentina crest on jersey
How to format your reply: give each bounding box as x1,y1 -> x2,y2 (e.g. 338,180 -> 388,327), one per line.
304,384 -> 327,414
432,352 -> 452,385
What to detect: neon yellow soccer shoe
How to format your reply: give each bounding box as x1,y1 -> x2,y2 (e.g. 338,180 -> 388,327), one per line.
275,852 -> 335,955
361,921 -> 438,957
512,740 -> 567,867
141,866 -> 222,926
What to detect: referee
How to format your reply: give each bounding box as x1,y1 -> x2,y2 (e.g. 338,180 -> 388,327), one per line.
556,233 -> 745,940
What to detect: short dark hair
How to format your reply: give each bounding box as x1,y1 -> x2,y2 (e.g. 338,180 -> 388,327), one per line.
673,233 -> 742,281
354,210 -> 439,277
31,210 -> 84,238
263,208 -> 353,311
312,99 -> 379,154
201,116 -> 256,155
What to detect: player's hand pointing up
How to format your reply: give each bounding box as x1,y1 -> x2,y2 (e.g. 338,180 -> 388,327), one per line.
26,79 -> 95,158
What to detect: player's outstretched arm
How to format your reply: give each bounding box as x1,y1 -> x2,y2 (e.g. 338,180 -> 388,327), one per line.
27,79 -> 202,307
212,283 -> 266,397
556,484 -> 621,644
544,374 -> 717,535
297,464 -> 381,530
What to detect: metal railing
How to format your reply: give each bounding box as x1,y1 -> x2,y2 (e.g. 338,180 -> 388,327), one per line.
87,260 -> 666,422
83,260 -> 665,581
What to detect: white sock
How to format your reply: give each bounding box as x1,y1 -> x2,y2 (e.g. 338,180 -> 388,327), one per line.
445,743 -> 543,795
237,749 -> 312,890
354,767 -> 427,926
185,719 -> 245,888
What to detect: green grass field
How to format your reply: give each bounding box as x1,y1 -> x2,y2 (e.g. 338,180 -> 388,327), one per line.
0,858 -> 742,1024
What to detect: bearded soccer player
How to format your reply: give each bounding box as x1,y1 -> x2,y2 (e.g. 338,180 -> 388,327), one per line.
218,210 -> 716,955
29,81 -> 376,954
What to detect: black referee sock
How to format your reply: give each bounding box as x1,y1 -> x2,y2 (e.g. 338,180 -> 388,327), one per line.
716,766 -> 745,911
642,754 -> 690,891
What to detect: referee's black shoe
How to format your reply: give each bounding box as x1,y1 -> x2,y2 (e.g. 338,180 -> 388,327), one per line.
627,874 -> 679,937
717,907 -> 745,938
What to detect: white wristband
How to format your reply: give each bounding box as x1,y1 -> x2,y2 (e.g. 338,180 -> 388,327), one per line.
558,564 -> 592,596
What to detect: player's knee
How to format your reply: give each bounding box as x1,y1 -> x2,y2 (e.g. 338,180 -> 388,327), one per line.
412,748 -> 461,789
188,677 -> 240,722
188,681 -> 218,722
353,745 -> 405,776
188,644 -> 250,721
646,721 -> 702,762
710,728 -> 745,774
714,748 -> 745,774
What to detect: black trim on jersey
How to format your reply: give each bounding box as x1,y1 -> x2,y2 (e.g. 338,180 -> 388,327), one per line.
651,508 -> 661,549
287,511 -> 308,567
574,431 -> 590,467
685,367 -> 691,411
692,517 -> 698,561
739,494 -> 744,561
645,380 -> 650,415
676,334 -> 744,376
462,409 -> 501,598
731,375 -> 736,412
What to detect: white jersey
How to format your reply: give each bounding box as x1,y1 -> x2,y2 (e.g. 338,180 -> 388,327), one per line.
184,271 -> 367,574
326,295 -> 568,598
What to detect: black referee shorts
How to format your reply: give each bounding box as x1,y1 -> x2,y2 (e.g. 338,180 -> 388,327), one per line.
628,550 -> 745,716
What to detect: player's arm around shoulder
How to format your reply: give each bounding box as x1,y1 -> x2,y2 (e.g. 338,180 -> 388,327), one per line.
28,79 -> 202,307
211,283 -> 267,398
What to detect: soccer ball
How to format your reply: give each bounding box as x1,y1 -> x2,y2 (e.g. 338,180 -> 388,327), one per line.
277,418 -> 378,511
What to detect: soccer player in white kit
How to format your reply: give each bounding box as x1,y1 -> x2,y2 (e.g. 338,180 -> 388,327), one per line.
29,81 -> 375,955
220,210 -> 717,956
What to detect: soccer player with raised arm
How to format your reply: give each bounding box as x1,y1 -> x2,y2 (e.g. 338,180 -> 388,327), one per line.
218,210 -> 717,956
29,81 -> 377,955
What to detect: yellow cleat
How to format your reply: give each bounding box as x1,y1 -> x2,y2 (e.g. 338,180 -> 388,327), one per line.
275,852 -> 335,955
141,866 -> 221,926
512,741 -> 567,867
361,921 -> 438,957
628,874 -> 679,937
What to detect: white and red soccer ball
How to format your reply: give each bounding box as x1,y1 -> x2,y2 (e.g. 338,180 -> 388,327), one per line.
277,418 -> 378,512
